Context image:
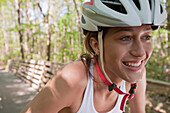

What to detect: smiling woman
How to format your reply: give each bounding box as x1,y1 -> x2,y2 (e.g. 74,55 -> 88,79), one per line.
21,0 -> 167,113
101,25 -> 153,83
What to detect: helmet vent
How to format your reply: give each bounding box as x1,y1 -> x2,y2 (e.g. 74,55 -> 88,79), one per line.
160,5 -> 163,14
132,0 -> 141,10
81,16 -> 86,24
148,0 -> 152,10
101,0 -> 127,14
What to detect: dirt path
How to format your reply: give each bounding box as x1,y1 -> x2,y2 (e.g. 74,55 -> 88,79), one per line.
0,71 -> 37,113
145,82 -> 170,113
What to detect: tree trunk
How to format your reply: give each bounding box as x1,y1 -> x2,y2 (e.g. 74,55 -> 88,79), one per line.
72,0 -> 83,49
25,1 -> 30,59
37,0 -> 51,61
1,6 -> 9,56
166,0 -> 170,54
63,24 -> 66,63
15,0 -> 24,59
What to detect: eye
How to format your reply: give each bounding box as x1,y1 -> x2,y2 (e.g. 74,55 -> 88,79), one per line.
120,36 -> 131,41
143,35 -> 152,40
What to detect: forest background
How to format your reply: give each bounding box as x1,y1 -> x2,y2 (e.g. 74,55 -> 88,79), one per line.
0,0 -> 169,82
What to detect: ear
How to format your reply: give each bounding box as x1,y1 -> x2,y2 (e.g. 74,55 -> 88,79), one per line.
90,37 -> 99,55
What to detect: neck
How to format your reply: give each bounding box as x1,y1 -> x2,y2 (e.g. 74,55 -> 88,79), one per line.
95,57 -> 123,87
93,65 -> 117,98
93,57 -> 137,111
93,61 -> 123,92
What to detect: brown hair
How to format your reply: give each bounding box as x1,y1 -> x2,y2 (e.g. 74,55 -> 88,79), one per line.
80,31 -> 98,74
80,28 -> 109,72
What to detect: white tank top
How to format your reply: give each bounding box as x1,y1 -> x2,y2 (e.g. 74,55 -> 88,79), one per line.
76,61 -> 126,113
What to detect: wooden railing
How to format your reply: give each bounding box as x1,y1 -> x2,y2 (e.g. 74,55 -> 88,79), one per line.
7,59 -> 65,91
146,78 -> 170,95
7,59 -> 170,93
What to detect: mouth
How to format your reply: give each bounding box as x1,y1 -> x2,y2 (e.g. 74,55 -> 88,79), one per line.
122,60 -> 143,71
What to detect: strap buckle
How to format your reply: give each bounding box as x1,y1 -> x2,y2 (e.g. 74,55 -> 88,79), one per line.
108,83 -> 117,91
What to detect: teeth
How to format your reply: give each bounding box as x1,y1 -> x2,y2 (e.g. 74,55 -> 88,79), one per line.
124,61 -> 141,67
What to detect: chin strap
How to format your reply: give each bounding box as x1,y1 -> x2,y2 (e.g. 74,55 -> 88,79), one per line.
94,58 -> 137,111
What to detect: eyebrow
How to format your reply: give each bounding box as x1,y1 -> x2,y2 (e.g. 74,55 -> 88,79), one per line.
145,27 -> 152,31
113,28 -> 133,34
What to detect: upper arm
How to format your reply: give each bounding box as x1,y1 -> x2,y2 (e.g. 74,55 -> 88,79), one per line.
21,73 -> 74,113
129,68 -> 146,113
21,62 -> 87,113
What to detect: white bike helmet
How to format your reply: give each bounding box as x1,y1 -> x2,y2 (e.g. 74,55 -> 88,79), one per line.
81,0 -> 167,85
81,0 -> 167,31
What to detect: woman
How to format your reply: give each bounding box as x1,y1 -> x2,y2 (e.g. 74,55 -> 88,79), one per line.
21,0 -> 167,113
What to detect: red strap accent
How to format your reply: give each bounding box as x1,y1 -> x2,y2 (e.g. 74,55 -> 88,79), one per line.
128,87 -> 135,99
131,83 -> 136,85
95,58 -> 112,86
113,87 -> 127,95
128,93 -> 135,99
120,94 -> 129,111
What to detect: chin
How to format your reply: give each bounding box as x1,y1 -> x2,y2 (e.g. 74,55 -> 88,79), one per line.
124,75 -> 143,83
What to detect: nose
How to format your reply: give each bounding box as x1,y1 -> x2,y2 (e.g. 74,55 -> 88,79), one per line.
130,40 -> 145,58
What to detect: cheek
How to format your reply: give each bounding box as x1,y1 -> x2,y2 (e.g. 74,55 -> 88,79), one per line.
104,44 -> 124,60
145,43 -> 153,60
104,45 -> 126,71
148,44 -> 153,55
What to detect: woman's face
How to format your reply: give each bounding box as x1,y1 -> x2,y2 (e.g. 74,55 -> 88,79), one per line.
103,25 -> 153,83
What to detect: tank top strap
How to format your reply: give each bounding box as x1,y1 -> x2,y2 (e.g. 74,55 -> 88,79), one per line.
76,60 -> 95,113
120,80 -> 126,92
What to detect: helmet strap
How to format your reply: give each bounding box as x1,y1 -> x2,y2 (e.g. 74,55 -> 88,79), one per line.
94,57 -> 137,111
96,30 -> 137,111
98,30 -> 113,84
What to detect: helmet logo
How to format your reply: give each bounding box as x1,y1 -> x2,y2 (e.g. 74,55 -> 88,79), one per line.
83,0 -> 94,5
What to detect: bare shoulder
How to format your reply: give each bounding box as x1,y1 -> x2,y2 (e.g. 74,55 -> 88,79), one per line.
48,60 -> 88,96
48,60 -> 88,103
49,60 -> 88,110
21,60 -> 88,113
53,60 -> 88,88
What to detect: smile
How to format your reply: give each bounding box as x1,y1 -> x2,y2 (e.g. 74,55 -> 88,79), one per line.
122,60 -> 143,71
123,61 -> 142,67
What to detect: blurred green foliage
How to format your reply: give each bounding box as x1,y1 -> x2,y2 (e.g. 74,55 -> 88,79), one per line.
0,0 -> 169,82
146,28 -> 169,82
